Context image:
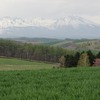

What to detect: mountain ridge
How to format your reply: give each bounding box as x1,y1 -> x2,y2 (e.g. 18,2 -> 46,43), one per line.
0,16 -> 100,39
0,16 -> 99,28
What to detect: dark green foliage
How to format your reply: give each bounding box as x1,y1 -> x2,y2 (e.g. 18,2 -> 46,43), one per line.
73,52 -> 80,67
59,52 -> 80,68
64,55 -> 75,67
87,50 -> 95,66
59,51 -> 98,67
0,39 -> 73,63
96,52 -> 100,58
0,39 -> 100,67
80,51 -> 85,54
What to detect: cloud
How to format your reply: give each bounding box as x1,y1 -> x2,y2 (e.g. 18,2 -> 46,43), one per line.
0,0 -> 100,19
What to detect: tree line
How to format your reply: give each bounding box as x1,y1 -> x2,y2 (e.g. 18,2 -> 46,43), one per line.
0,39 -> 100,67
59,50 -> 100,67
0,39 -> 74,62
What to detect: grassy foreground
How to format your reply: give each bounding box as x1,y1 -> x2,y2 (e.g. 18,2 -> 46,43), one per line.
0,58 -> 100,100
0,67 -> 100,100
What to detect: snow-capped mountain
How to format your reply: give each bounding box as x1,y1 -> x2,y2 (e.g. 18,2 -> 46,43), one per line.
0,16 -> 100,39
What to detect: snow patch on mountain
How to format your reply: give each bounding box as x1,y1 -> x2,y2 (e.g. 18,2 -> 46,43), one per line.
0,17 -> 56,29
0,16 -> 99,30
0,16 -> 100,39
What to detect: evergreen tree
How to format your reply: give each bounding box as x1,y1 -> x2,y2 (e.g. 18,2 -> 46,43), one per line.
87,50 -> 95,66
64,55 -> 75,67
73,52 -> 80,67
96,52 -> 100,58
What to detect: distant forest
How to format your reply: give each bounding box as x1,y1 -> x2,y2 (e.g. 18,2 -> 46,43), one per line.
0,39 -> 100,67
0,39 -> 73,62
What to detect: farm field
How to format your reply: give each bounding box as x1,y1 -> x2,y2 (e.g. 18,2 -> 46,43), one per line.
0,58 -> 100,100
0,58 -> 55,70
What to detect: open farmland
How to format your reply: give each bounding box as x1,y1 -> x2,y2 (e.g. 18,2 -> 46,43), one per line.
0,58 -> 100,100
0,58 -> 55,70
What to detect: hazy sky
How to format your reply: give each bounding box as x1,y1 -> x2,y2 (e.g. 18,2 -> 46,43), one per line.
0,0 -> 100,22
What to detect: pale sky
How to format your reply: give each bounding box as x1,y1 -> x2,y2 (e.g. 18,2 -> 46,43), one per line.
0,0 -> 100,23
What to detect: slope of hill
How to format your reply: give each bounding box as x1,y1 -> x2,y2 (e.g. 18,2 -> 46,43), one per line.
8,37 -> 61,44
46,39 -> 100,51
2,37 -> 100,51
0,57 -> 55,70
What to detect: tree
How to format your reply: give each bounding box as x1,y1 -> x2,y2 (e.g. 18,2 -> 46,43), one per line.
64,55 -> 75,67
0,39 -> 75,63
59,56 -> 66,67
73,52 -> 80,67
78,53 -> 90,67
96,52 -> 100,58
87,50 -> 95,66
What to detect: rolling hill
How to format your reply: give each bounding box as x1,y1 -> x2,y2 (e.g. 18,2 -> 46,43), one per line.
48,39 -> 100,51
5,37 -> 100,51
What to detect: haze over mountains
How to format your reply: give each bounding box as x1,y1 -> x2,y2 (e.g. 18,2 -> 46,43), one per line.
0,16 -> 100,39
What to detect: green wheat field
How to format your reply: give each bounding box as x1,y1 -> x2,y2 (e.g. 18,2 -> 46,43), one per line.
0,58 -> 100,100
